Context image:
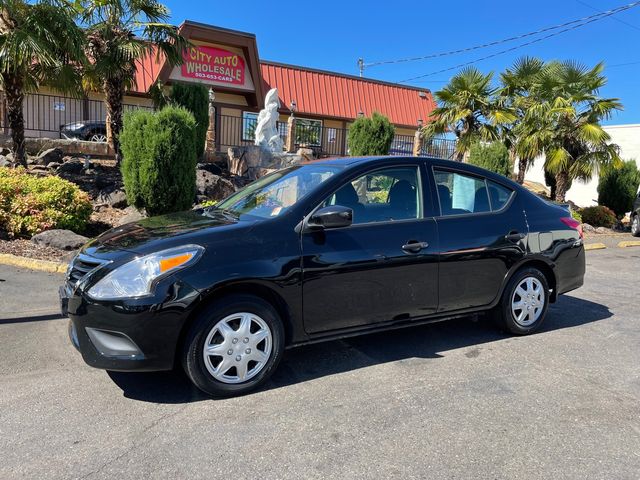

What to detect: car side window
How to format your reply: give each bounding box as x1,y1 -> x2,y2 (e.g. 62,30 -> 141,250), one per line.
486,180 -> 513,211
324,167 -> 422,224
434,170 -> 491,216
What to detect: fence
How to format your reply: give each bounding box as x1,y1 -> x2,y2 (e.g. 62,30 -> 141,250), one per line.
0,92 -> 153,137
1,92 -> 457,160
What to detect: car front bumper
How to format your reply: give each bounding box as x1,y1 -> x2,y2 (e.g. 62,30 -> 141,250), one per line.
63,279 -> 201,372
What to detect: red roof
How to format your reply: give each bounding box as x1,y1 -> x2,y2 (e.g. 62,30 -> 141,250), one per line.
133,56 -> 436,127
261,61 -> 436,128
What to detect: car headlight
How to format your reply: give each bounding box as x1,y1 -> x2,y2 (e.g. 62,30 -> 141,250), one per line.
87,245 -> 204,300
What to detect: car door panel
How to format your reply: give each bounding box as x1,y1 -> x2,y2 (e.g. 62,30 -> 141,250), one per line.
301,219 -> 439,333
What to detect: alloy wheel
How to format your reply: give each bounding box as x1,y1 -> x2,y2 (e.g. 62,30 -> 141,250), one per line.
90,133 -> 107,142
202,312 -> 272,384
511,277 -> 545,327
632,215 -> 639,235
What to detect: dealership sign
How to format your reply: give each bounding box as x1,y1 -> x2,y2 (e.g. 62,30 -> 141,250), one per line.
181,45 -> 245,85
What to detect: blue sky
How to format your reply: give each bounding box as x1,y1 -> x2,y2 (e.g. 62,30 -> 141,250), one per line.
163,0 -> 640,125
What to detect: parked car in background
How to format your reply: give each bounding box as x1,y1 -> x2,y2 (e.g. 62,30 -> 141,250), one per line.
61,156 -> 586,398
60,121 -> 107,142
631,186 -> 640,236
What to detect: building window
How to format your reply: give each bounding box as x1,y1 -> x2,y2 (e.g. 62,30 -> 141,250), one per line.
296,118 -> 322,146
242,112 -> 258,142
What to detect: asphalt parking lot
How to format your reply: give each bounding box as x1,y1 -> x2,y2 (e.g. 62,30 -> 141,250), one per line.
0,247 -> 638,479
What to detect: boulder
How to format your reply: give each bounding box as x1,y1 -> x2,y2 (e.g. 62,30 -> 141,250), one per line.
0,155 -> 11,168
582,223 -> 596,233
595,226 -> 611,234
33,147 -> 64,166
56,159 -> 84,175
197,162 -> 223,176
196,169 -> 236,201
32,229 -> 88,250
117,206 -> 146,226
98,188 -> 128,209
296,148 -> 315,162
46,162 -> 62,170
0,147 -> 11,157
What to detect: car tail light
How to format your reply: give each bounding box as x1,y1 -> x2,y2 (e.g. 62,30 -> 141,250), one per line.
561,217 -> 583,239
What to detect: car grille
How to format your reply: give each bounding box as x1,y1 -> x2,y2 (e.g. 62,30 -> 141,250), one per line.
66,253 -> 109,287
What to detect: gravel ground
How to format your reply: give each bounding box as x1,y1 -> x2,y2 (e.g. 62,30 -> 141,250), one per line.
0,238 -> 74,262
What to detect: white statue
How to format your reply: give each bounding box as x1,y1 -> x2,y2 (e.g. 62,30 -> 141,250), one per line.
254,88 -> 284,153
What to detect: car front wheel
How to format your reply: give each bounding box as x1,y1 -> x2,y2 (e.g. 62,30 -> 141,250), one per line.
182,294 -> 285,398
494,267 -> 549,335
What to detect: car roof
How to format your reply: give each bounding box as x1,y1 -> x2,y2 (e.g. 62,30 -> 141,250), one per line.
303,156 -> 524,190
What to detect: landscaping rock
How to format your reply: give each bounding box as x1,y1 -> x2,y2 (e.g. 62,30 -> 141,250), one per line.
196,169 -> 236,200
0,147 -> 11,157
582,223 -> 596,233
297,148 -> 314,161
46,162 -> 62,170
98,188 -> 128,209
31,229 -> 88,250
56,159 -> 84,175
117,206 -> 146,226
595,226 -> 611,234
197,162 -> 223,176
34,147 -> 64,166
0,155 -> 11,168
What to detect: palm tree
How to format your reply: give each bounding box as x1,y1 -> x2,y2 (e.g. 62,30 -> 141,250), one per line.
499,57 -> 547,184
535,61 -> 622,202
0,0 -> 84,166
422,67 -> 515,161
80,0 -> 188,164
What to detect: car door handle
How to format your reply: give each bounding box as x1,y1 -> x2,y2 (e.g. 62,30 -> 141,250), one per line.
505,232 -> 526,243
402,241 -> 429,253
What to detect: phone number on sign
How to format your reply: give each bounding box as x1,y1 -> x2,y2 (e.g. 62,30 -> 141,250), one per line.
193,72 -> 237,83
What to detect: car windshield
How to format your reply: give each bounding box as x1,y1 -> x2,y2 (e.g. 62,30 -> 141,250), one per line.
210,164 -> 341,219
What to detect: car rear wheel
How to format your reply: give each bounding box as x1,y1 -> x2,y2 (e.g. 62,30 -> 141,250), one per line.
182,294 -> 285,398
631,214 -> 640,237
494,267 -> 549,335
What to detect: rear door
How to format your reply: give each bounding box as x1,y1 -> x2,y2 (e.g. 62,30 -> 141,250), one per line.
432,167 -> 528,312
301,162 -> 439,334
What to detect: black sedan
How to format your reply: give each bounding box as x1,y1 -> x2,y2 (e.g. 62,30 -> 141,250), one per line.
61,156 -> 586,397
60,121 -> 107,142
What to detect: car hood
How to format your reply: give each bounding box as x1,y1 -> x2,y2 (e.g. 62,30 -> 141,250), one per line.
83,209 -> 257,257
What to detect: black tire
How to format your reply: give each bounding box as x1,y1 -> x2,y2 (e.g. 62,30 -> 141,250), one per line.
631,214 -> 640,237
182,294 -> 285,398
493,267 -> 549,335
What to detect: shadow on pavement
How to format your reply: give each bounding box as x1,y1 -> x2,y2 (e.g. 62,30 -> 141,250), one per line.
107,294 -> 611,404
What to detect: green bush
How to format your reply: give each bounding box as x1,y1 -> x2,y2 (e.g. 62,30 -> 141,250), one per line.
468,142 -> 511,177
170,82 -> 209,159
580,205 -> 617,228
597,160 -> 640,218
120,106 -> 197,216
347,112 -> 395,156
570,208 -> 582,224
0,167 -> 92,237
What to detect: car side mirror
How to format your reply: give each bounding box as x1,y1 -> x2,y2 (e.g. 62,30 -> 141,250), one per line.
308,205 -> 353,229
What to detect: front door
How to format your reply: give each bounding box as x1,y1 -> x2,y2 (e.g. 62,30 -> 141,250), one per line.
301,164 -> 439,334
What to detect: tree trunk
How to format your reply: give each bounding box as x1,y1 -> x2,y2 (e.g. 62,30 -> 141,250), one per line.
554,170 -> 570,203
508,147 -> 517,180
516,157 -> 528,184
4,74 -> 26,166
104,78 -> 125,165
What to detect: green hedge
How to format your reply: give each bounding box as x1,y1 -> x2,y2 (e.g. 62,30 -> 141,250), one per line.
580,205 -> 617,228
597,160 -> 640,218
120,106 -> 197,216
0,167 -> 92,237
468,142 -> 511,177
347,112 -> 395,156
170,82 -> 209,159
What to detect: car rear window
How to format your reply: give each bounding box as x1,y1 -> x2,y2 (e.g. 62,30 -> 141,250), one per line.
486,180 -> 513,211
